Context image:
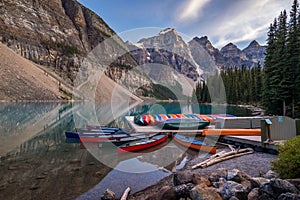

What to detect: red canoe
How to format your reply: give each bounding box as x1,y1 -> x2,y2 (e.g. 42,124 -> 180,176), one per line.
118,134 -> 168,154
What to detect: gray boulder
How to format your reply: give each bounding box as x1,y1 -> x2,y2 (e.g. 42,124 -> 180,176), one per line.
263,170 -> 279,179
252,177 -> 270,186
286,179 -> 300,191
174,183 -> 194,198
278,192 -> 300,200
269,179 -> 299,197
209,168 -> 228,183
190,184 -> 222,200
156,185 -> 178,200
227,169 -> 242,182
220,181 -> 247,200
259,183 -> 276,199
192,173 -> 211,186
173,171 -> 193,186
248,188 -> 259,200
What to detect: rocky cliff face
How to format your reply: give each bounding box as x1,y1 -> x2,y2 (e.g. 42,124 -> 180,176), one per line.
136,28 -> 200,82
190,36 -> 266,69
188,36 -> 222,73
128,30 -> 266,85
125,28 -> 202,96
243,40 -> 266,66
0,0 -> 151,96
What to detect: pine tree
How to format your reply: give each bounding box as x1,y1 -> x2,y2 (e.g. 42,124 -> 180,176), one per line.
263,18 -> 278,115
285,0 -> 299,117
296,0 -> 300,117
256,62 -> 263,104
275,10 -> 288,115
250,66 -> 256,103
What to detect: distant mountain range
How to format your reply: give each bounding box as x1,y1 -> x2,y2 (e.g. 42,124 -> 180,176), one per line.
124,28 -> 266,95
126,28 -> 266,78
0,0 -> 266,100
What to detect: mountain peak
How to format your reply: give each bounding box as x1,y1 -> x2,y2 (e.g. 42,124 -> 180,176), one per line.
221,42 -> 240,52
192,36 -> 209,44
248,40 -> 260,48
224,42 -> 236,48
159,28 -> 176,35
138,27 -> 186,50
190,36 -> 218,54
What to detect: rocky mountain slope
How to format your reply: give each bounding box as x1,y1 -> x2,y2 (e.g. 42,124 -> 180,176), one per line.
126,28 -> 200,96
128,31 -> 266,79
0,43 -> 69,100
135,28 -> 200,81
0,0 -> 266,100
0,0 -> 151,98
0,42 -> 142,102
190,36 -> 266,69
243,40 -> 266,66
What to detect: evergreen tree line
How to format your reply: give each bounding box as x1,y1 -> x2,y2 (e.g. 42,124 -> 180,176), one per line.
192,64 -> 263,105
263,0 -> 300,118
221,65 -> 263,104
193,0 -> 300,118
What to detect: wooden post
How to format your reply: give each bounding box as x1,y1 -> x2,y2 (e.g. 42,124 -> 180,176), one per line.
264,119 -> 272,143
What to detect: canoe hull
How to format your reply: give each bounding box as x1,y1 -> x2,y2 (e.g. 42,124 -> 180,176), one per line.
202,129 -> 261,136
79,132 -> 152,143
65,131 -> 128,139
118,134 -> 168,154
173,134 -> 216,154
157,118 -> 210,130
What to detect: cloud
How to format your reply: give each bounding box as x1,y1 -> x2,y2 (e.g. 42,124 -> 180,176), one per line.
177,0 -> 211,22
204,0 -> 294,48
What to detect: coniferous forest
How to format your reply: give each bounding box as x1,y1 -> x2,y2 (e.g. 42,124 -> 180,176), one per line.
193,0 -> 300,118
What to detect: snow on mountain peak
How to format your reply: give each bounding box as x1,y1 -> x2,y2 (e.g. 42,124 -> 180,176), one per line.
159,28 -> 175,35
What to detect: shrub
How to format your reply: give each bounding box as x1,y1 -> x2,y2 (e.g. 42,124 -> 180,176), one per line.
272,135 -> 300,179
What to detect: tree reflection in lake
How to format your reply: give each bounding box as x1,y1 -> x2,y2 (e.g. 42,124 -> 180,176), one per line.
0,102 -> 251,199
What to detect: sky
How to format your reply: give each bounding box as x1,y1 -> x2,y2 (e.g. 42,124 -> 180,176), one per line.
77,0 -> 293,49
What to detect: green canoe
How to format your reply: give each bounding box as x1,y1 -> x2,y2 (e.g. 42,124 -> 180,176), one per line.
156,118 -> 210,130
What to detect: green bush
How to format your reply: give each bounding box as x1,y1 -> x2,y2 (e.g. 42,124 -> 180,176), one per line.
272,135 -> 300,178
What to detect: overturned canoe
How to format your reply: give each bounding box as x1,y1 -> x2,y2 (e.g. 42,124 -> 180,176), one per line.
79,132 -> 152,143
85,125 -> 121,131
202,129 -> 261,136
156,118 -> 210,130
173,134 -> 216,154
65,129 -> 127,139
118,134 -> 168,154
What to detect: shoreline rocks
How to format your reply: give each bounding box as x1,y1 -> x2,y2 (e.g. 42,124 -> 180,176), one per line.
109,169 -> 299,200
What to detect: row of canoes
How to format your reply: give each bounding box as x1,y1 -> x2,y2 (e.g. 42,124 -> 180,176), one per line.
133,113 -> 236,130
65,126 -> 216,154
65,119 -> 261,155
134,113 -> 235,126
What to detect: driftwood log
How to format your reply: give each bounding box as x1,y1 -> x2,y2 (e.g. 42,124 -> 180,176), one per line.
192,147 -> 254,169
120,187 -> 131,200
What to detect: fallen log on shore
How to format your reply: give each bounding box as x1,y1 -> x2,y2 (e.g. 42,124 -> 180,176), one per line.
121,187 -> 131,200
192,147 -> 254,169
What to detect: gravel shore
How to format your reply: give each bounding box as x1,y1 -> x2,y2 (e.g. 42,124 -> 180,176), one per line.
130,146 -> 277,199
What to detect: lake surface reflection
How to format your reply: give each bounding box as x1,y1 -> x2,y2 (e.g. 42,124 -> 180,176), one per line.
0,102 -> 251,199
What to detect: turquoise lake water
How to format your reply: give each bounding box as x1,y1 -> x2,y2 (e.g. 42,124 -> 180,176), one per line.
0,102 -> 251,199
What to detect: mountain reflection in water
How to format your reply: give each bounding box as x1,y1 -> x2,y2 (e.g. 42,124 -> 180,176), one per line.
0,102 -> 251,199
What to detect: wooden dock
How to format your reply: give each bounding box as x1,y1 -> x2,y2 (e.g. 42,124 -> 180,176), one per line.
125,116 -> 282,153
125,116 -> 205,135
219,135 -> 282,153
